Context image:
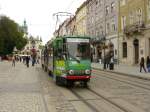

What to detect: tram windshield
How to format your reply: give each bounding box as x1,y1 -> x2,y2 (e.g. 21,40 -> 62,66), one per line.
67,38 -> 91,60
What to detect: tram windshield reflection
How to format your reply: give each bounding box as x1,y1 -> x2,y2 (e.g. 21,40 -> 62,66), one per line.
67,42 -> 90,60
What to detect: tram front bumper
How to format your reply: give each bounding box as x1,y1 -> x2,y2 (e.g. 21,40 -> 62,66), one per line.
65,75 -> 91,80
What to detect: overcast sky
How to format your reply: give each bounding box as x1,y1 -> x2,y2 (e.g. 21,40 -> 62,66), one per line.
0,0 -> 86,44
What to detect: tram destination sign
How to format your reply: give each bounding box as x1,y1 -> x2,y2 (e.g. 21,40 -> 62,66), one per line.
67,38 -> 89,43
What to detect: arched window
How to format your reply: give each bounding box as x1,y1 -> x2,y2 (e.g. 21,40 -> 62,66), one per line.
136,8 -> 142,23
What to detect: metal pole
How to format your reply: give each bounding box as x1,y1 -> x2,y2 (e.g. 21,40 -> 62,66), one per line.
117,0 -> 120,65
103,0 -> 106,70
103,41 -> 106,69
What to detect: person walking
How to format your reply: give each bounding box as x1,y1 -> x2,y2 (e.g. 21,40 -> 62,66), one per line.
12,56 -> 15,67
106,56 -> 110,69
26,56 -> 30,68
146,56 -> 150,72
140,57 -> 147,73
37,56 -> 40,64
109,57 -> 114,70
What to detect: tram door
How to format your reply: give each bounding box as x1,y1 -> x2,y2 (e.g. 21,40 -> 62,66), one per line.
133,39 -> 139,64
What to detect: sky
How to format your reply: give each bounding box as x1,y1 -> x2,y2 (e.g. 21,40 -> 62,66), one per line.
0,0 -> 86,44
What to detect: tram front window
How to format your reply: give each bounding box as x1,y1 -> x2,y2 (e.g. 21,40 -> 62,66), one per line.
67,42 -> 90,60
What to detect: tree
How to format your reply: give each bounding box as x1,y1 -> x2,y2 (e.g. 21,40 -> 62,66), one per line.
0,16 -> 27,55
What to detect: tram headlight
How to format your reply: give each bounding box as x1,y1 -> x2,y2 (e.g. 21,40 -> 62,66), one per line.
85,69 -> 91,74
69,70 -> 74,75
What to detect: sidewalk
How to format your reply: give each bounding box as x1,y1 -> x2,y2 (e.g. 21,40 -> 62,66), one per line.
92,63 -> 150,80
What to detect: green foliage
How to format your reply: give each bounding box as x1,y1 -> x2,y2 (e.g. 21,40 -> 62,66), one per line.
0,16 -> 27,55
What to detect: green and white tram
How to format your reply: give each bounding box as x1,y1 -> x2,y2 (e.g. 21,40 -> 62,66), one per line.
43,36 -> 91,86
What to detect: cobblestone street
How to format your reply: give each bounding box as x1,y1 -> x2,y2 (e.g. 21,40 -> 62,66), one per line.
1,61 -> 150,112
0,61 -> 46,112
0,61 -> 79,112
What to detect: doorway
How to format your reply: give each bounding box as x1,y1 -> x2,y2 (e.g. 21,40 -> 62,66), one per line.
133,39 -> 139,64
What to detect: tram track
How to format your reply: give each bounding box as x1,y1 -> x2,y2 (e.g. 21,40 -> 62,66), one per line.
93,68 -> 150,81
70,88 -> 100,112
70,87 -> 130,112
92,69 -> 150,91
87,87 -> 130,112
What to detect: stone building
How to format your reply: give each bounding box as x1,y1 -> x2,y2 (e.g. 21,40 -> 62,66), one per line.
54,18 -> 70,37
86,0 -> 104,62
66,16 -> 76,36
22,36 -> 42,57
119,0 -> 150,65
105,0 -> 119,62
21,21 -> 43,57
75,1 -> 88,36
86,0 -> 95,37
86,0 -> 119,62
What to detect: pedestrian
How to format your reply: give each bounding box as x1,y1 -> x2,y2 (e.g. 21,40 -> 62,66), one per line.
103,57 -> 107,70
109,57 -> 114,70
140,57 -> 147,73
12,56 -> 15,67
23,56 -> 26,64
20,56 -> 22,62
146,56 -> 150,72
32,58 -> 35,66
26,56 -> 30,67
106,56 -> 110,69
37,56 -> 40,64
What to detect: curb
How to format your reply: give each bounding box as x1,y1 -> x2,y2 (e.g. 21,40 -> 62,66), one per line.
92,67 -> 150,81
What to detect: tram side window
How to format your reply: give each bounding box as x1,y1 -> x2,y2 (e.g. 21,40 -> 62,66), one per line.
62,43 -> 67,60
54,47 -> 63,60
54,40 -> 66,60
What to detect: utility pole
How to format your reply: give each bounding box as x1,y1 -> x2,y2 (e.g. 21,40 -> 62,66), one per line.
103,0 -> 106,70
53,12 -> 73,37
117,0 -> 120,65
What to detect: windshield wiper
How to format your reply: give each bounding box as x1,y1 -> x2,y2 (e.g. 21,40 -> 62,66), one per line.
68,53 -> 80,63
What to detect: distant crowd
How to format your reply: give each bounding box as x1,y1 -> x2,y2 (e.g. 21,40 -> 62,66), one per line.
11,55 -> 40,68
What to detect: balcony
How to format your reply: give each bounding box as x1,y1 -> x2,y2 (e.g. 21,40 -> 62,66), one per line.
123,21 -> 145,36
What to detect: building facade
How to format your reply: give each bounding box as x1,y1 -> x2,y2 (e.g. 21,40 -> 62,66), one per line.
87,0 -> 104,62
22,36 -> 42,57
119,0 -> 150,65
54,18 -> 71,37
105,0 -> 119,62
66,16 -> 76,36
86,0 -> 118,62
75,1 -> 87,36
87,0 -> 95,37
21,21 -> 43,57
